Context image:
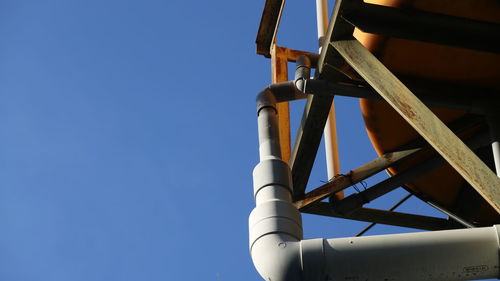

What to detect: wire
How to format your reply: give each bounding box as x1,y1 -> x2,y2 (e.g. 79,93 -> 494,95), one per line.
355,193 -> 413,237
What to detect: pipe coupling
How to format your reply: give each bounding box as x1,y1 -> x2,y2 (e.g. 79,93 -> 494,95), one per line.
253,159 -> 293,199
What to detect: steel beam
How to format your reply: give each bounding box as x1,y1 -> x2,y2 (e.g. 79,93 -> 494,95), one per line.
302,202 -> 461,231
295,114 -> 487,210
318,0 -> 359,74
304,78 -> 499,114
342,2 -> 500,54
330,154 -> 447,215
255,0 -> 285,57
289,0 -> 359,200
289,86 -> 333,201
356,193 -> 413,236
294,148 -> 421,209
332,39 -> 500,213
281,47 -> 319,63
330,128 -> 495,215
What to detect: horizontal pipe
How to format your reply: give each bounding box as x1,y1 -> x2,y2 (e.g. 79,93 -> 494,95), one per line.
256,82 -> 305,111
323,226 -> 500,281
251,224 -> 500,281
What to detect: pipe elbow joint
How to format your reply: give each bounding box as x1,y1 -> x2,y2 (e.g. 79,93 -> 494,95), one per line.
250,158 -> 305,281
256,88 -> 278,115
250,234 -> 326,281
250,159 -> 326,281
256,82 -> 308,114
251,234 -> 303,281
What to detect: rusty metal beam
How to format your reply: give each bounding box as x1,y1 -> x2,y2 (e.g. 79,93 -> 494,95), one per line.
294,148 -> 420,210
342,2 -> 500,54
295,113 -> 487,211
271,45 -> 291,162
332,39 -> 500,213
280,47 -> 319,63
256,0 -> 285,57
302,202 -> 461,231
330,154 -> 447,215
307,78 -> 499,114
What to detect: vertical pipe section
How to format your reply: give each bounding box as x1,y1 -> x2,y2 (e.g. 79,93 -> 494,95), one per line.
315,0 -> 329,47
251,90 -> 306,281
334,39 -> 500,213
317,0 -> 342,195
487,114 -> 500,177
257,101 -> 282,160
493,141 -> 500,176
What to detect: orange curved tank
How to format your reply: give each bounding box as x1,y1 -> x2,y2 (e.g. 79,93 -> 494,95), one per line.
355,0 -> 500,225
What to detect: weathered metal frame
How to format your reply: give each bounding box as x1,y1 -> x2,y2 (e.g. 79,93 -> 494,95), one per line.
330,129 -> 490,216
342,2 -> 500,54
295,114 -> 489,209
302,202 -> 461,231
256,0 -> 500,232
332,39 -> 500,213
288,0 -> 361,200
305,77 -> 499,114
293,147 -> 421,210
329,154 -> 448,215
271,45 -> 322,162
256,0 -> 284,57
289,90 -> 333,200
355,193 -> 413,236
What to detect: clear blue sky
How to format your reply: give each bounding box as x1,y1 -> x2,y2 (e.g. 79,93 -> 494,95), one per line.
0,1 -> 451,281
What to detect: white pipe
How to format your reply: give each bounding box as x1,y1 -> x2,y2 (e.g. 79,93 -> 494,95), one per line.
251,93 -> 304,280
257,107 -> 282,160
324,110 -> 341,178
250,90 -> 500,281
488,115 -> 500,177
316,0 -> 329,43
493,141 -> 500,176
323,227 -> 500,281
317,0 -> 341,180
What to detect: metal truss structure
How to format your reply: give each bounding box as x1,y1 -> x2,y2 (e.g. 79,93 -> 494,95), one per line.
254,0 -> 500,232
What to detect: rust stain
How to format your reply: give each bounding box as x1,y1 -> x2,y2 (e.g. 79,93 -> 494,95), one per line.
383,152 -> 395,162
395,98 -> 417,120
